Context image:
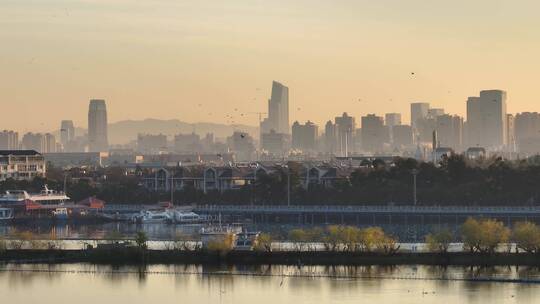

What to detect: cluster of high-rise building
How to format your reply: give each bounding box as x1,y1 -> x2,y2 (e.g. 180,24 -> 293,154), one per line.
3,86 -> 540,165
257,88 -> 538,160
0,99 -> 108,154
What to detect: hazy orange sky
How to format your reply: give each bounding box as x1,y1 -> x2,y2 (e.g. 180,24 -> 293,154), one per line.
2,0 -> 540,132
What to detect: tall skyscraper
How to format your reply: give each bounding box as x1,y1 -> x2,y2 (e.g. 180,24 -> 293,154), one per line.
392,125 -> 414,149
385,113 -> 402,143
88,99 -> 108,152
324,121 -> 338,155
43,133 -> 57,153
410,102 -> 430,128
60,120 -> 75,148
506,114 -> 516,152
385,113 -> 402,127
0,130 -> 19,150
514,112 -> 540,154
428,108 -> 445,118
21,133 -> 44,152
260,81 -> 289,135
291,121 -> 318,152
435,114 -> 463,151
335,112 -> 356,156
361,114 -> 386,152
466,90 -> 507,149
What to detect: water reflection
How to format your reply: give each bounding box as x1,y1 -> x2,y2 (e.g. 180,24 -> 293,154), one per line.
0,264 -> 538,303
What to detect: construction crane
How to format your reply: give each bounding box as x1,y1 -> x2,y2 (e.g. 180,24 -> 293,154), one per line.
247,112 -> 267,124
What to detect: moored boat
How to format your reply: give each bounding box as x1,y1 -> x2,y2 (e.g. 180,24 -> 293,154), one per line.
134,210 -> 172,224
52,208 -> 69,221
0,208 -> 14,221
0,186 -> 69,205
172,210 -> 203,224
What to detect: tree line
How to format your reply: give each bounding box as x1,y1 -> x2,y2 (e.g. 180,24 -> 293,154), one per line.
258,219 -> 540,254
2,154 -> 540,205
3,219 -> 540,254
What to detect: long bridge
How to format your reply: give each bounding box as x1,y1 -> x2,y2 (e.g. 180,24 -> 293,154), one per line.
192,205 -> 540,226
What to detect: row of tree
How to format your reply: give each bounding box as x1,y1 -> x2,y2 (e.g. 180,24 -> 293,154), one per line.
260,219 -> 540,254
427,218 -> 540,254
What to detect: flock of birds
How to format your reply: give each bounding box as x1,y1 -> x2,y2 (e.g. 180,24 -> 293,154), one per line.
195,72 -> 422,129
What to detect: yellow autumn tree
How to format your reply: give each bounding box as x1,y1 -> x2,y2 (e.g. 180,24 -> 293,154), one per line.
461,218 -> 509,253
513,221 -> 540,253
425,230 -> 453,253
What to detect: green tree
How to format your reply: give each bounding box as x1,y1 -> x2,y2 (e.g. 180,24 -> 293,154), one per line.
135,231 -> 148,249
425,229 -> 453,253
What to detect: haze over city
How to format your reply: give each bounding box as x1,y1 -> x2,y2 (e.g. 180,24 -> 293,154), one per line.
5,2 -> 540,304
4,0 -> 540,131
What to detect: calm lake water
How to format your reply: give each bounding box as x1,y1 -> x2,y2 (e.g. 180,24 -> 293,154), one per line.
1,264 -> 539,304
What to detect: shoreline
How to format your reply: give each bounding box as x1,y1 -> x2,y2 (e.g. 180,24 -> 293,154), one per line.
2,249 -> 540,266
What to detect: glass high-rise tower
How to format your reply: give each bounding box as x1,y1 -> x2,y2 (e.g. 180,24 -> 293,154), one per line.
261,81 -> 289,135
88,99 -> 108,152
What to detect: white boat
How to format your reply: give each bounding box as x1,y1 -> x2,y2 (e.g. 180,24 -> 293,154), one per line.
172,210 -> 203,224
0,186 -> 70,205
52,208 -> 69,220
0,208 -> 14,221
234,232 -> 261,251
136,210 -> 172,224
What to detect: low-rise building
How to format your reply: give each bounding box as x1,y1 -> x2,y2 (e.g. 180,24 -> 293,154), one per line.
0,150 -> 46,181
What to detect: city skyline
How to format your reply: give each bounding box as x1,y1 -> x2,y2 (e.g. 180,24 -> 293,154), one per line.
3,86 -> 540,134
4,1 -> 540,131
4,2 -> 540,303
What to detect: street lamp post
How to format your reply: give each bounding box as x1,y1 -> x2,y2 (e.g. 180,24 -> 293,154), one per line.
412,169 -> 418,206
287,166 -> 291,207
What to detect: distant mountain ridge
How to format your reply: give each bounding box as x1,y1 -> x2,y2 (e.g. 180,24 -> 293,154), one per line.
54,119 -> 259,145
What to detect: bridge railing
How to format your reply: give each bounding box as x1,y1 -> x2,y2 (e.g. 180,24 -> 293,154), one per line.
193,204 -> 540,214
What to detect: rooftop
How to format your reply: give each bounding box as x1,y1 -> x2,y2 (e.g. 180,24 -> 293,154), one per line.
0,150 -> 41,156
